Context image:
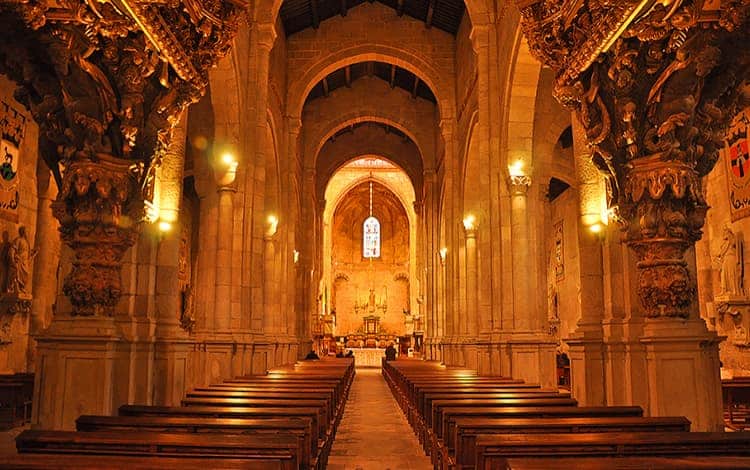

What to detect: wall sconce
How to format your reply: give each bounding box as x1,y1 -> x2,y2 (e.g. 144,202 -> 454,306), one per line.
293,249 -> 300,264
158,220 -> 173,233
508,159 -> 525,177
462,214 -> 476,231
214,151 -> 239,186
439,247 -> 448,265
266,214 -> 279,238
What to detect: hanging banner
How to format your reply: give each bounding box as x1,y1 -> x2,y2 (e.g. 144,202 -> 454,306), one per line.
724,109 -> 750,222
0,102 -> 26,222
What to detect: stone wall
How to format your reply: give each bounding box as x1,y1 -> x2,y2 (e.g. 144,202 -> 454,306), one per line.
0,75 -> 43,373
698,106 -> 750,376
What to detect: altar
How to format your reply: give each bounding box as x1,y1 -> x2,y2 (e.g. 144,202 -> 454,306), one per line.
348,348 -> 385,367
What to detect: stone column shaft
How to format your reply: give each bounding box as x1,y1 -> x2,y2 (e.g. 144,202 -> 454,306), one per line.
215,187 -> 235,331
510,176 -> 533,330
465,227 -> 479,337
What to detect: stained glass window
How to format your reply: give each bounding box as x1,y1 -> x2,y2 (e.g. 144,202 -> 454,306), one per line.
363,216 -> 380,258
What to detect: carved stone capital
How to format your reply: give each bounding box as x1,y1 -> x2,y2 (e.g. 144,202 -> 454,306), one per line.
518,0 -> 750,318
51,154 -> 143,316
509,175 -> 532,195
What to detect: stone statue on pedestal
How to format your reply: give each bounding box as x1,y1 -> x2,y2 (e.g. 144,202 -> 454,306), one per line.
716,224 -> 743,297
5,226 -> 36,297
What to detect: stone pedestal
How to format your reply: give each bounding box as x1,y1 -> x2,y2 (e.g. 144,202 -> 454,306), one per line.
32,317 -> 128,430
503,334 -> 557,388
640,319 -> 724,431
565,331 -> 606,406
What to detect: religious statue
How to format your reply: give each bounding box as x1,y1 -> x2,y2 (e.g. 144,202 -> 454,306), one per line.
5,226 -> 36,296
716,224 -> 743,296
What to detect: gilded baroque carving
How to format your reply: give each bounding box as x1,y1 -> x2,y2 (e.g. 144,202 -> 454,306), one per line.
518,0 -> 750,317
0,0 -> 245,315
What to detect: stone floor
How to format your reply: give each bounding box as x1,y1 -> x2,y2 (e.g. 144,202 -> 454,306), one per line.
327,368 -> 432,470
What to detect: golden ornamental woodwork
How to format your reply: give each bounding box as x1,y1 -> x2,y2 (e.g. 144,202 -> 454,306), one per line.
0,0 -> 246,315
517,0 -> 750,317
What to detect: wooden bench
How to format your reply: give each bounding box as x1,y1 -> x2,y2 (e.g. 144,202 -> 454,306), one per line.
16,430 -> 301,470
499,456 -> 750,469
474,432 -> 750,470
0,454 -> 288,469
0,373 -> 34,429
120,404 -> 329,467
76,414 -> 316,469
723,377 -> 750,430
446,416 -> 691,470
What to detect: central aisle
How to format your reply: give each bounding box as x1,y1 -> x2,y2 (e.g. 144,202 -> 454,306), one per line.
327,368 -> 432,470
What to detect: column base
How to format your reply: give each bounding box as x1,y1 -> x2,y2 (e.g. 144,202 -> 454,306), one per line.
640,319 -> 724,431
565,332 -> 606,406
32,317 -> 128,430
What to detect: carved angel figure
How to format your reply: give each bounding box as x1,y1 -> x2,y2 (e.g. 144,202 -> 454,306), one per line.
716,224 -> 742,296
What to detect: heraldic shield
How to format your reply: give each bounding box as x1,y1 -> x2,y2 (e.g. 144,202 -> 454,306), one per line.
725,109 -> 750,221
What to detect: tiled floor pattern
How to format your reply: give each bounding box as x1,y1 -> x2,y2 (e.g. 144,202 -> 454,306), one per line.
327,368 -> 432,470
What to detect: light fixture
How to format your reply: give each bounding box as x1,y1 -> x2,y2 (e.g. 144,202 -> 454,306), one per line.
158,220 -> 172,233
589,223 -> 603,234
214,151 -> 239,186
293,249 -> 300,264
439,247 -> 448,264
508,159 -> 525,177
266,214 -> 279,237
463,214 -> 476,231
221,152 -> 237,167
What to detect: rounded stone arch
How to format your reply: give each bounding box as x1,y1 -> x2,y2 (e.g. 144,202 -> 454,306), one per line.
315,125 -> 424,201
287,45 -> 452,122
328,171 -> 416,225
311,116 -> 424,167
504,24 -> 543,176
254,0 -> 495,36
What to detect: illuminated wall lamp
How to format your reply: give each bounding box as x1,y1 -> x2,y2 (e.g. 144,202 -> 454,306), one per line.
215,151 -> 239,186
462,214 -> 476,231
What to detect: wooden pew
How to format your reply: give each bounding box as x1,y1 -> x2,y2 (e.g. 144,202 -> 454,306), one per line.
446,416 -> 691,470
16,430 -> 301,470
473,432 -> 750,470
120,404 -> 330,467
499,456 -> 750,469
0,454 -> 287,469
0,373 -> 34,429
180,397 -> 332,433
723,377 -> 750,430
76,414 -> 316,469
438,405 -> 644,458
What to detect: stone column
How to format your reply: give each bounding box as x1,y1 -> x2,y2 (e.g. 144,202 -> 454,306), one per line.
565,115 -> 606,406
463,220 -> 479,338
152,111 -> 191,406
509,175 -> 533,330
263,216 -> 279,365
214,184 -> 236,333
516,1 -> 750,429
0,0 -> 243,430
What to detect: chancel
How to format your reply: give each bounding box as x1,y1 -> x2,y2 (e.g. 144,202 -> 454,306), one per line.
0,0 -> 748,468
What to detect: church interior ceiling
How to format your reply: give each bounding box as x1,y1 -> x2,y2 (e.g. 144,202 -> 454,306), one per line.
305,61 -> 437,104
281,0 -> 465,35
